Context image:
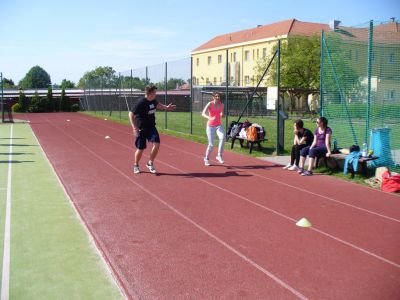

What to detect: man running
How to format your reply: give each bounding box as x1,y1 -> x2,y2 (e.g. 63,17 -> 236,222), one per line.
129,85 -> 176,174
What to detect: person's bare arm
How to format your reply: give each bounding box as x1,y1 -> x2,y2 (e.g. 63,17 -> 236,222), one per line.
201,102 -> 214,121
325,133 -> 332,157
157,102 -> 176,111
128,111 -> 138,136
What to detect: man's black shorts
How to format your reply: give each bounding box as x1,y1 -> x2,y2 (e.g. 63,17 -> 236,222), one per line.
135,127 -> 160,150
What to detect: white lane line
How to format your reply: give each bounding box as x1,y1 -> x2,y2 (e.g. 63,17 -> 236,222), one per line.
76,123 -> 400,269
78,116 -> 400,223
1,124 -> 13,300
48,119 -> 308,300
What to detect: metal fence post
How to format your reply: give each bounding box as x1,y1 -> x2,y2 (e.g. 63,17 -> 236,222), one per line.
0,72 -> 3,123
320,30 -> 324,117
190,56 -> 193,134
366,20 -> 374,146
276,39 -> 283,154
225,49 -> 229,129
165,62 -> 168,129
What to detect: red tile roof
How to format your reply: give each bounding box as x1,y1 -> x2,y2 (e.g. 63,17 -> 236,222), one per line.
193,19 -> 330,52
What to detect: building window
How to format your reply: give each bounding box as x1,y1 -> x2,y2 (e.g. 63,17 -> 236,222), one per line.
206,78 -> 209,85
193,77 -> 196,85
245,50 -> 250,61
252,50 -> 255,60
230,52 -> 233,62
263,48 -> 267,58
220,77 -> 222,84
244,75 -> 250,84
218,54 -> 222,63
233,52 -> 236,62
388,53 -> 394,63
257,49 -> 259,59
208,56 -> 212,65
213,77 -> 217,85
196,58 -> 199,66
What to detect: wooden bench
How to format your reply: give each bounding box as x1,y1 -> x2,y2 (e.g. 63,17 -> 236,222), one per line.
318,153 -> 379,178
230,136 -> 267,154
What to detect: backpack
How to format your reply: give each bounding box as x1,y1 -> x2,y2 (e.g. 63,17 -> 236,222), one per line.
227,121 -> 243,139
246,126 -> 258,141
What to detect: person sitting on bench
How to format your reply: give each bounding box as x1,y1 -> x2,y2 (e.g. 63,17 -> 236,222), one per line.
283,119 -> 313,171
298,117 -> 332,176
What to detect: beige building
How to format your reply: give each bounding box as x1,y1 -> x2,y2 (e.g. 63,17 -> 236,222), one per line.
191,19 -> 329,87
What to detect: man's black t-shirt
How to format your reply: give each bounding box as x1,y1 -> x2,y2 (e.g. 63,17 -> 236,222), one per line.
297,128 -> 314,146
131,97 -> 159,129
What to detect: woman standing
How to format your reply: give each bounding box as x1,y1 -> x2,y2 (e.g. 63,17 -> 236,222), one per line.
298,116 -> 332,176
201,92 -> 225,166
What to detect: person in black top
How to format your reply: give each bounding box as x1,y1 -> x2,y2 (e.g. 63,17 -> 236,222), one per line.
129,85 -> 176,174
282,119 -> 314,171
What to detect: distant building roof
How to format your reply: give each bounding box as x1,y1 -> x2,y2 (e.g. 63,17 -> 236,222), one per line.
192,19 -> 330,53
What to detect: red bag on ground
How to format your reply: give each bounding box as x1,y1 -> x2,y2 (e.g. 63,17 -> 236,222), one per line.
381,171 -> 400,193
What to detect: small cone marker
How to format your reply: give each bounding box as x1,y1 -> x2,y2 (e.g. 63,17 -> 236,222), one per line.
105,135 -> 110,139
67,119 -> 70,122
104,118 -> 108,120
296,218 -> 312,228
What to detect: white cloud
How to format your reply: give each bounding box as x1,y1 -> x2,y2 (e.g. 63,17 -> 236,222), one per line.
133,27 -> 178,38
90,40 -> 159,58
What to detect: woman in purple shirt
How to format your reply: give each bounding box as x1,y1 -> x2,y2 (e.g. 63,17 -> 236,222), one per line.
298,117 -> 332,176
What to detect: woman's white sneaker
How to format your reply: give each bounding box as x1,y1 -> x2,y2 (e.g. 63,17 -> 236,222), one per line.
282,164 -> 292,170
216,156 -> 224,164
288,165 -> 299,171
204,158 -> 211,166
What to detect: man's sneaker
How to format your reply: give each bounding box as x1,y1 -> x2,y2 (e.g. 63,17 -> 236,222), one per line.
216,155 -> 224,164
282,163 -> 292,170
301,170 -> 313,176
204,158 -> 211,166
146,162 -> 157,174
288,165 -> 299,171
133,165 -> 140,174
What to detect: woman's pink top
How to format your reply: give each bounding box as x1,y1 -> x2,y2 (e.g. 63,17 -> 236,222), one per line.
207,102 -> 223,126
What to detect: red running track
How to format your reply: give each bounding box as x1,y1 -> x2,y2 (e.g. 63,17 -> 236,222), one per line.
23,113 -> 400,299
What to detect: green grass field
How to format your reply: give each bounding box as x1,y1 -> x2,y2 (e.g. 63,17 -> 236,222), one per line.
0,122 -> 123,299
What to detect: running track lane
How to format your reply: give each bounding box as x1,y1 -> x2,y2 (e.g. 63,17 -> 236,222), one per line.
25,113 -> 400,300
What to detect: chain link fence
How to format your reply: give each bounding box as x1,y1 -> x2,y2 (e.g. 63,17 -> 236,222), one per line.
321,20 -> 400,169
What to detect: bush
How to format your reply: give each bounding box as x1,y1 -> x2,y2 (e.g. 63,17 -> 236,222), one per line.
28,96 -> 48,113
71,104 -> 80,112
12,103 -> 22,112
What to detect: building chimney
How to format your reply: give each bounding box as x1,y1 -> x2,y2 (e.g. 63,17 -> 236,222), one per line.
257,25 -> 262,28
329,20 -> 341,30
390,17 -> 396,22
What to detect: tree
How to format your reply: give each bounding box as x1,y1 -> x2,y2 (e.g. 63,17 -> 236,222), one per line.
46,86 -> 54,112
60,79 -> 75,89
28,92 -> 47,113
154,78 -> 186,90
60,88 -> 69,112
19,66 -> 51,89
18,90 -> 27,112
2,78 -> 16,89
77,66 -> 117,89
255,35 -> 321,110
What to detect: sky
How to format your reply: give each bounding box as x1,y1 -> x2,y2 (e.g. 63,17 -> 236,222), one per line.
0,0 -> 399,85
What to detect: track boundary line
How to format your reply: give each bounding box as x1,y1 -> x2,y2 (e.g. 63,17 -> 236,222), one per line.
1,124 -> 13,300
77,115 -> 400,223
66,120 -> 400,269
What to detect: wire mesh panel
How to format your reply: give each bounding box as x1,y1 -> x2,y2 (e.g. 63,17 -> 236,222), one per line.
321,20 -> 400,169
165,58 -> 192,133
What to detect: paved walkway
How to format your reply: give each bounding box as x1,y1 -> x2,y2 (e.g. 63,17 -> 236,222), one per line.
257,155 -> 290,166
